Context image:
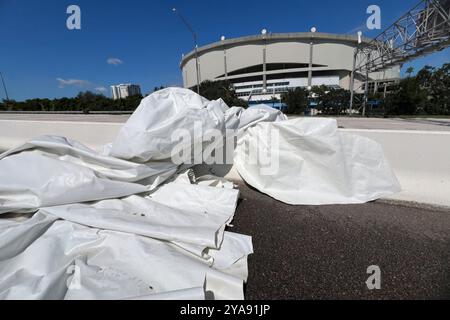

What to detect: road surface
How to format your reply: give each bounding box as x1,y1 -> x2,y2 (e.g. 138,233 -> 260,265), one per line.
233,182 -> 450,300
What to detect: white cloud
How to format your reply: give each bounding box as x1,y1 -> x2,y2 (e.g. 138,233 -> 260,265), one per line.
107,58 -> 123,66
56,78 -> 91,88
95,86 -> 107,93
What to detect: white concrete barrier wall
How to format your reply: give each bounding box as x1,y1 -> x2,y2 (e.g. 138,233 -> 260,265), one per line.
340,129 -> 450,208
1,120 -> 449,208
0,120 -> 121,150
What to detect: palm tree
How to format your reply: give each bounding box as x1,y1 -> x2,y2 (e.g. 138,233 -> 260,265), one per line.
406,67 -> 414,78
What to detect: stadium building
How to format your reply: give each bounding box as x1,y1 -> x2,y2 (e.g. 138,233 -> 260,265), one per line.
180,32 -> 401,106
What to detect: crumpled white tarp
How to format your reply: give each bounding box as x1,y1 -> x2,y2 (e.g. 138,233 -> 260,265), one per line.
0,87 -> 400,300
0,88 -> 259,300
0,136 -> 177,214
110,87 -> 229,162
40,183 -> 239,249
225,104 -> 288,131
234,117 -> 401,205
0,216 -> 251,300
0,173 -> 253,300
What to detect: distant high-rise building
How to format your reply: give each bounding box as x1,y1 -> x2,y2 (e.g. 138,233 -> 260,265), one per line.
110,84 -> 141,100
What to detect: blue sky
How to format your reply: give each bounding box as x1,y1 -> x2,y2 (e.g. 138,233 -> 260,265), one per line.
0,0 -> 448,101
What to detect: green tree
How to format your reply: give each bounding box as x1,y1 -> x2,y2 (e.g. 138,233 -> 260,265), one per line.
153,86 -> 166,92
319,88 -> 350,115
381,64 -> 449,116
416,65 -> 434,88
76,91 -> 102,113
384,77 -> 427,115
406,66 -> 414,78
198,80 -> 248,108
425,63 -> 449,115
281,87 -> 308,115
310,85 -> 328,110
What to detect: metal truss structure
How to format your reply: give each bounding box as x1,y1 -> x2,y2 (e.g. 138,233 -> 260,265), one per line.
350,0 -> 450,115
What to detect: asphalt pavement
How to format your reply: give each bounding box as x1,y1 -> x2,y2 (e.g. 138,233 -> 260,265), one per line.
232,182 -> 450,300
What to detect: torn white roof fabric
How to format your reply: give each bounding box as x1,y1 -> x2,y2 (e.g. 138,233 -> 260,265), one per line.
0,87 -> 400,300
234,118 -> 401,205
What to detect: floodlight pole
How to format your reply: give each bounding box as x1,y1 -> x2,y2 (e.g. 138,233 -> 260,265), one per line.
349,31 -> 362,116
308,27 -> 317,88
0,71 -> 10,110
261,29 -> 268,93
173,8 -> 200,94
349,48 -> 357,116
362,52 -> 371,117
221,36 -> 228,79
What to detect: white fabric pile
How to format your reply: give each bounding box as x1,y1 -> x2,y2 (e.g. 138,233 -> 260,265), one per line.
234,117 -> 401,205
0,88 -> 400,300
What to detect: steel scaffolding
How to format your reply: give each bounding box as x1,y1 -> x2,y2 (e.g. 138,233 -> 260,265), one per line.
350,0 -> 450,115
